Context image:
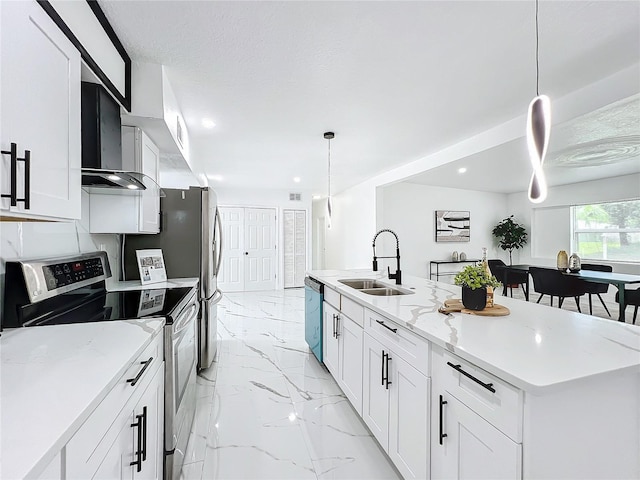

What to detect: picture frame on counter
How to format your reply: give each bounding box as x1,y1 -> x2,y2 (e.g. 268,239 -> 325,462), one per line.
435,210 -> 470,242
136,249 -> 167,285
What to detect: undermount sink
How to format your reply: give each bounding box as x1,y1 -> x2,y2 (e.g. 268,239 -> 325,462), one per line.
338,279 -> 386,289
360,287 -> 411,296
338,278 -> 414,296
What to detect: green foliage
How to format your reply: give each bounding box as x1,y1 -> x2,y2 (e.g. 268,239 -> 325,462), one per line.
454,264 -> 502,290
492,216 -> 528,252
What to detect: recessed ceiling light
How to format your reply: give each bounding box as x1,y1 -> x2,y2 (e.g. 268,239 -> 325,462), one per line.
312,195 -> 321,200
458,167 -> 467,174
293,177 -> 301,183
208,175 -> 223,182
127,184 -> 139,190
107,175 -> 121,181
202,118 -> 216,129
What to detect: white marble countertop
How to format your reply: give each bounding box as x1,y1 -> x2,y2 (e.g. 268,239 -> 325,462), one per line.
107,276 -> 199,291
0,318 -> 165,480
308,269 -> 640,393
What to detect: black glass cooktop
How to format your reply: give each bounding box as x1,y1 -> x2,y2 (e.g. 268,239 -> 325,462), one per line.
8,283 -> 194,328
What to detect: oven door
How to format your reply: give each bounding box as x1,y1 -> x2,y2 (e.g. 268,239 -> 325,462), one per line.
165,295 -> 198,453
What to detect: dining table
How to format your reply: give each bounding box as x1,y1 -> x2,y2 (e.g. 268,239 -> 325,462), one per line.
500,264 -> 640,323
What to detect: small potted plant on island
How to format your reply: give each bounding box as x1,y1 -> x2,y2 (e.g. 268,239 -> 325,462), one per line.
454,264 -> 502,311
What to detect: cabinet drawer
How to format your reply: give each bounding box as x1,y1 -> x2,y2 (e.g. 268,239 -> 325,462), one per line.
66,331 -> 163,476
324,286 -> 340,309
434,347 -> 523,442
341,295 -> 364,327
364,309 -> 429,376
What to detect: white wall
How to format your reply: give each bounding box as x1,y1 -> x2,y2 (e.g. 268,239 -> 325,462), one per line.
379,182 -> 509,280
215,187 -> 313,289
0,192 -> 121,316
324,66 -> 639,271
507,173 -> 640,275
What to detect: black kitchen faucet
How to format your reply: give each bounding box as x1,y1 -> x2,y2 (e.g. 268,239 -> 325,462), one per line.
372,229 -> 402,285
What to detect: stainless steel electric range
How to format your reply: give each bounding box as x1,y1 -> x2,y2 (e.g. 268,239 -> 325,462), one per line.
3,251 -> 198,480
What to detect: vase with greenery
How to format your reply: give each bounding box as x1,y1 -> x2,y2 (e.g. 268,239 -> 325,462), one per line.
454,264 -> 502,310
492,215 -> 528,265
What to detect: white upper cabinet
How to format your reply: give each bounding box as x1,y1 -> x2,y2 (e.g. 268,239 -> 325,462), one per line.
0,0 -> 81,221
89,126 -> 160,234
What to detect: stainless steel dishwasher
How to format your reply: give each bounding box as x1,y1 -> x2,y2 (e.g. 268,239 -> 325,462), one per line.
304,277 -> 324,362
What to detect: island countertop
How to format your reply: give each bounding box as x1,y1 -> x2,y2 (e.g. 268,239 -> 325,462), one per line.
0,318 -> 165,480
308,269 -> 640,393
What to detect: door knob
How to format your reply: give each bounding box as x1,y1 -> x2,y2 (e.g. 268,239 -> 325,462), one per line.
244,252 -> 248,255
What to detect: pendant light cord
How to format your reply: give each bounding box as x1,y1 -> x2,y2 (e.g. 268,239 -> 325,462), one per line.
535,0 -> 540,96
327,138 -> 331,198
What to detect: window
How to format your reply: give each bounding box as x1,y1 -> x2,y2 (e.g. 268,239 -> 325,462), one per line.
571,199 -> 640,262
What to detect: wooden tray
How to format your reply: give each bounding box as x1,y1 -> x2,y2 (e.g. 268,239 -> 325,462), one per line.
438,298 -> 510,316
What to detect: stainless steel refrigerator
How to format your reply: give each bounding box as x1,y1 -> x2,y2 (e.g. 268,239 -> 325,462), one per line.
124,186 -> 223,370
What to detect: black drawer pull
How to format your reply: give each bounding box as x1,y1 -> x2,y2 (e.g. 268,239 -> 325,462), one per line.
376,319 -> 398,333
447,362 -> 496,393
141,405 -> 148,462
127,357 -> 153,386
1,143 -> 30,209
439,395 -> 447,445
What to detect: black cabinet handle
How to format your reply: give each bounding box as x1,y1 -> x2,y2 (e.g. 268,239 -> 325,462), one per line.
22,150 -> 30,210
127,357 -> 153,386
447,362 -> 496,393
385,352 -> 392,389
439,395 -> 448,445
1,144 -> 31,210
381,350 -> 386,386
130,412 -> 144,472
335,314 -> 340,338
376,319 -> 398,333
141,406 -> 148,462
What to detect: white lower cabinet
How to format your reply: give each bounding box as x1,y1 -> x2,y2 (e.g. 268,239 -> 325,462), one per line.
323,300 -> 364,413
432,393 -> 521,479
362,331 -> 429,480
66,334 -> 164,480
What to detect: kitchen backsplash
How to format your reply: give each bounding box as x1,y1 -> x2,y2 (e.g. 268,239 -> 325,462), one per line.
0,191 -> 121,315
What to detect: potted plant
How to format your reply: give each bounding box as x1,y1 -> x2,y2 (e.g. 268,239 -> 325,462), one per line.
454,264 -> 502,310
492,215 -> 528,265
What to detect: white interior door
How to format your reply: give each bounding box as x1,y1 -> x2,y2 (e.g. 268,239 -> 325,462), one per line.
218,207 -> 244,292
218,206 -> 276,292
244,208 -> 276,291
284,209 -> 306,288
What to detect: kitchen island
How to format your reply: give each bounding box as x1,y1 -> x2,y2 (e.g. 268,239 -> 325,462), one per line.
308,269 -> 640,479
1,318 -> 165,479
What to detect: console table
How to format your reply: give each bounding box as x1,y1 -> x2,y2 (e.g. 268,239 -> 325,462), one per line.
429,259 -> 480,281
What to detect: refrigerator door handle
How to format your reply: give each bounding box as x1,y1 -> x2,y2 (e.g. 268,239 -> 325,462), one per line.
214,206 -> 223,278
210,288 -> 223,305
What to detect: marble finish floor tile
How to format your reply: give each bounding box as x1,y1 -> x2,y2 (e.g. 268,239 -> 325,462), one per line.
181,288 -> 401,480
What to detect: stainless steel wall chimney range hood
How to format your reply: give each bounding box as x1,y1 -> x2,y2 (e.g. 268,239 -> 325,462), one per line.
81,82 -> 161,194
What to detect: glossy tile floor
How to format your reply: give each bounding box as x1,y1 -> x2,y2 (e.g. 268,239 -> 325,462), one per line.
180,289 -> 401,480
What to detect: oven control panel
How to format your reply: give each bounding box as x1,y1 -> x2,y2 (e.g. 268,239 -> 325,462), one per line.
43,257 -> 105,291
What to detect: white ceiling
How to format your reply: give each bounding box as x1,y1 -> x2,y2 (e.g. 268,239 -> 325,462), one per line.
98,0 -> 640,195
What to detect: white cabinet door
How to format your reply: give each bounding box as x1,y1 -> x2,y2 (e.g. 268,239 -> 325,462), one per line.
338,313 -> 363,415
432,393 -> 522,480
92,416 -> 134,480
323,302 -> 340,377
138,131 -> 160,233
362,333 -> 389,450
388,355 -> 429,480
134,364 -> 164,480
0,0 -> 81,220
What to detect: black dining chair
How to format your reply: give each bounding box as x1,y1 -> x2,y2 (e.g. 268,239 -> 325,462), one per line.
580,263 -> 612,317
488,259 -> 527,298
529,267 -> 588,312
615,288 -> 640,324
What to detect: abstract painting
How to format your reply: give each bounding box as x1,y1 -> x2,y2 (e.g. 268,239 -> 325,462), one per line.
435,210 -> 470,242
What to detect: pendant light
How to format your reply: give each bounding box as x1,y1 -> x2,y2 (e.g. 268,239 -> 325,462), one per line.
527,0 -> 551,204
324,131 -> 334,229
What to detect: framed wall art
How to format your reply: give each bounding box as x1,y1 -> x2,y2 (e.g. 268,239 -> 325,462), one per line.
435,210 -> 470,242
